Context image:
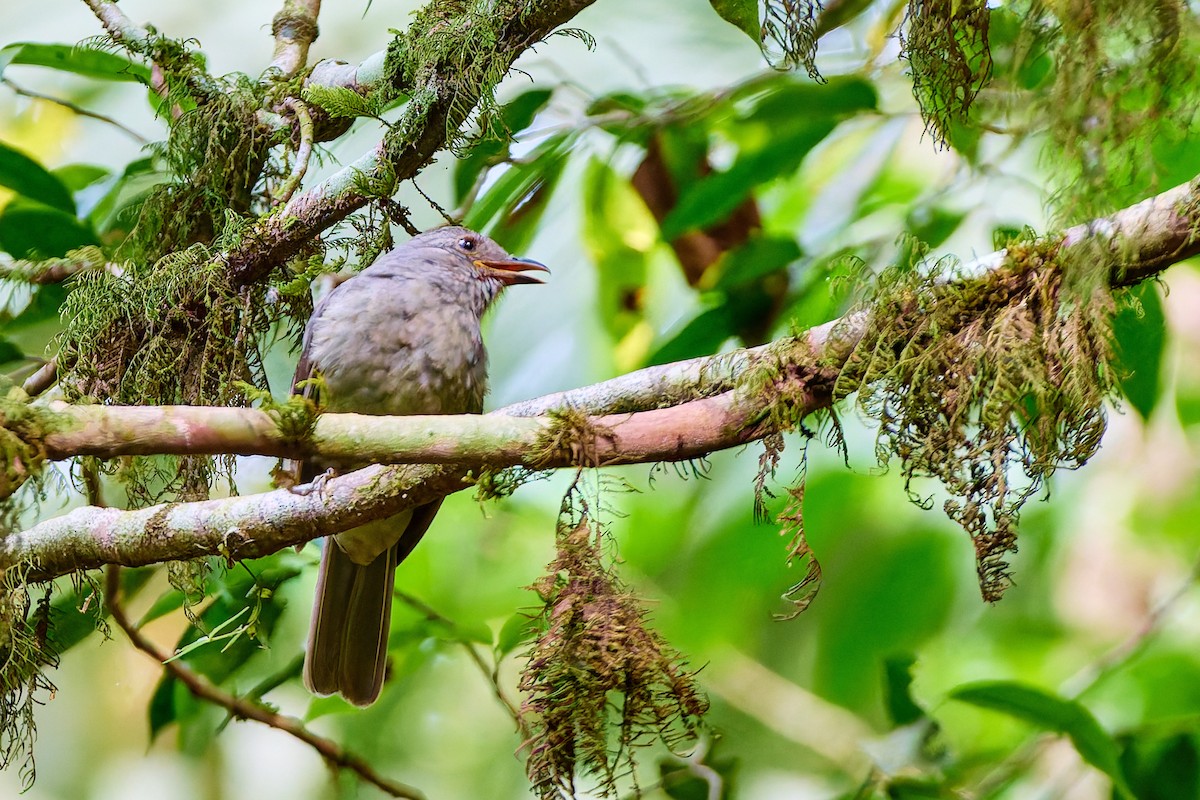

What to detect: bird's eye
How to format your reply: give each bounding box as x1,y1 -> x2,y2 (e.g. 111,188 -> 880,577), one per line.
458,237 -> 476,251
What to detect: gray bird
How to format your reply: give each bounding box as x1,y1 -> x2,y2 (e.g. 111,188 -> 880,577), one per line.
294,226 -> 547,706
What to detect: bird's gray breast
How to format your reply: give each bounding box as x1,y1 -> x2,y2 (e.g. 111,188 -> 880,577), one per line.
304,273 -> 489,417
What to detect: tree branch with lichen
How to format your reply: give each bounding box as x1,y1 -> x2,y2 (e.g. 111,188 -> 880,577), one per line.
5,174 -> 1200,584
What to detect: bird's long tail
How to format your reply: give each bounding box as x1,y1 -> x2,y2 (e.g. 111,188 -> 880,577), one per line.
303,541 -> 397,707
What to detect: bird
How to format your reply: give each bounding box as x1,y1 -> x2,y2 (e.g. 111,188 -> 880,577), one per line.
294,225 -> 548,706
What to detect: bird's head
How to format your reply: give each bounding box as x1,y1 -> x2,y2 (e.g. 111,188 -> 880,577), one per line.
413,225 -> 549,288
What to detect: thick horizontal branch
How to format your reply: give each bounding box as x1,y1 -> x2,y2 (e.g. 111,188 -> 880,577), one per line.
5,176 -> 1200,581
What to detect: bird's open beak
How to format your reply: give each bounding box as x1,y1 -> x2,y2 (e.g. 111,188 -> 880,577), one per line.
473,257 -> 550,285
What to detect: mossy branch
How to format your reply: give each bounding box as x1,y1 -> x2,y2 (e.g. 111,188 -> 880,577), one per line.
223,0 -> 600,285
5,174 -> 1200,583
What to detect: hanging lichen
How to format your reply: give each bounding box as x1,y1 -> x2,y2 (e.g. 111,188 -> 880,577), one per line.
899,0 -> 993,148
763,0 -> 823,80
834,236 -> 1118,600
0,568 -> 56,791
520,491 -> 708,798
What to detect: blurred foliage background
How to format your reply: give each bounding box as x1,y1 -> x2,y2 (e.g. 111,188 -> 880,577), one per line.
2,1 -> 1200,799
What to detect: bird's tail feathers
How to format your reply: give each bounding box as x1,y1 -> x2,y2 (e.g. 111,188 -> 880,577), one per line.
303,541 -> 396,706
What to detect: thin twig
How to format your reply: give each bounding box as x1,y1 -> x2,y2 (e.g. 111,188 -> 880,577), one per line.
1,78 -> 148,144
103,564 -> 425,799
393,589 -> 529,740
278,97 -> 315,208
20,359 -> 57,399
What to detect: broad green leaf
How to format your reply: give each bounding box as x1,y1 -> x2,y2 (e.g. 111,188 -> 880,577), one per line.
53,164 -> 109,193
714,235 -> 801,289
0,337 -> 22,366
661,79 -> 876,238
950,681 -> 1132,798
1113,281 -> 1166,421
736,76 -> 877,123
0,42 -> 150,83
86,156 -> 167,233
661,121 -> 834,238
709,0 -> 761,44
1120,732 -> 1200,800
0,197 -> 97,258
0,142 -> 74,213
148,673 -> 179,740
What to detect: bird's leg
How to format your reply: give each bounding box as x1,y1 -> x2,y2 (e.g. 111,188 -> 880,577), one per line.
290,467 -> 337,497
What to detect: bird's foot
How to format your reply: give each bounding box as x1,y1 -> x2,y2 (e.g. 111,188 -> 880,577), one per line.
290,467 -> 337,497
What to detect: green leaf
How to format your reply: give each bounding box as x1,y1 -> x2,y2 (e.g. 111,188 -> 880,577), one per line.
1113,282 -> 1165,421
0,142 -> 74,213
647,304 -> 736,366
148,673 -> 178,740
52,164 -> 109,193
454,88 -> 554,203
463,133 -> 569,235
661,79 -> 876,238
86,156 -> 166,233
883,655 -> 926,728
0,197 -> 97,258
709,0 -> 761,44
496,611 -> 539,657
0,42 -> 150,83
1120,732 -> 1200,800
815,0 -> 876,37
950,681 -> 1132,798
714,235 -> 801,289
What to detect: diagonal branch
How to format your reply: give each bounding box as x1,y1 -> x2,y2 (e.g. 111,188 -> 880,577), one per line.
224,0 -> 599,285
103,565 -> 424,799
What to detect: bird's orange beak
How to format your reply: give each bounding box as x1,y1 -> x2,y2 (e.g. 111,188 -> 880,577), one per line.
473,257 -> 550,285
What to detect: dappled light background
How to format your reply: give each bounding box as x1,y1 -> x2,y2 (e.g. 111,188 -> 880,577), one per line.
3,1 -> 1200,799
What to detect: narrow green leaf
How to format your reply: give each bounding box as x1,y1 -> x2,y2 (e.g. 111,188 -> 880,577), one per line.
0,142 -> 74,213
0,42 -> 150,83
710,0 -> 761,44
1113,281 -> 1166,421
148,673 -> 178,740
951,681 -> 1132,798
0,197 -> 97,258
463,133 -> 568,233
496,611 -> 539,657
647,304 -> 735,366
454,88 -> 553,202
